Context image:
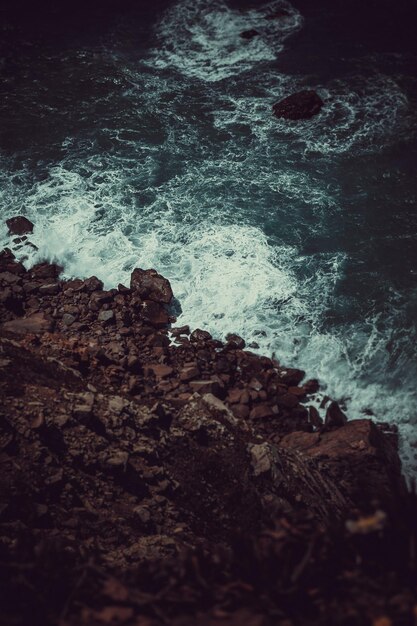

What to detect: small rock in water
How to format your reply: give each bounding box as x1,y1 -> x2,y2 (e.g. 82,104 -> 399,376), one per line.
240,29 -> 259,40
6,216 -> 34,236
273,90 -> 323,120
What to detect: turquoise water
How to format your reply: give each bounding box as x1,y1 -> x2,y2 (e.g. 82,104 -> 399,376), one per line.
1,0 -> 417,469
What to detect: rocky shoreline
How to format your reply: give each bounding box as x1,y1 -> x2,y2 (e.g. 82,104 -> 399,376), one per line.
1,217 -> 416,625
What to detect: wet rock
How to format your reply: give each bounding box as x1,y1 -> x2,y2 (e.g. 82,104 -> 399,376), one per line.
325,401 -> 348,429
273,90 -> 324,120
309,405 -> 323,429
190,328 -> 212,343
30,262 -> 62,280
171,325 -> 190,337
82,276 -> 104,293
304,378 -> 320,394
2,312 -> 53,334
240,29 -> 259,39
0,249 -> 26,274
6,216 -> 34,236
130,268 -> 173,304
226,333 -> 246,349
278,367 -> 305,386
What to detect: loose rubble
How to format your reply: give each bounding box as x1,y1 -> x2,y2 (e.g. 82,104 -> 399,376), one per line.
0,221 -> 416,626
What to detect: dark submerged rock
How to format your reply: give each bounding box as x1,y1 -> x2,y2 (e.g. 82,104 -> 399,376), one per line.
240,29 -> 259,40
273,89 -> 324,120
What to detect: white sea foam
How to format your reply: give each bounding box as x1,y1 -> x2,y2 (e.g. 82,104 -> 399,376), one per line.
146,0 -> 303,82
1,0 -> 417,475
213,73 -> 413,155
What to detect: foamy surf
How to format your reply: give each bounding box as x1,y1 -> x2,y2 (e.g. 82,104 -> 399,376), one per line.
146,0 -> 303,82
1,0 -> 417,476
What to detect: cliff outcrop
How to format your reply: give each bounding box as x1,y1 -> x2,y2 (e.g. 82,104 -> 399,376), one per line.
0,219 -> 415,626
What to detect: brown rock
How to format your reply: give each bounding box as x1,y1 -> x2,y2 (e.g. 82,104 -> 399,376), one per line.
231,403 -> 250,419
325,401 -> 348,429
279,367 -> 305,386
141,301 -> 170,328
308,405 -> 323,429
30,262 -> 62,280
276,392 -> 299,409
189,380 -> 225,398
190,328 -> 212,343
6,216 -> 34,235
130,268 -> 173,304
81,276 -> 104,293
39,282 -> 60,295
0,249 -> 26,274
146,364 -> 174,380
2,312 -> 53,334
98,310 -> 115,324
226,333 -> 246,349
280,419 -> 405,513
249,403 -> 275,420
179,364 -> 200,382
273,90 -> 324,120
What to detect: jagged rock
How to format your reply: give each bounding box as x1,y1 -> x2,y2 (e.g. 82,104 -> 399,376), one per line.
0,249 -> 26,274
81,276 -> 104,293
325,400 -> 348,428
179,363 -> 200,382
141,300 -> 170,327
6,216 -> 34,235
273,90 -> 324,120
190,328 -> 212,343
30,262 -> 62,280
130,268 -> 173,304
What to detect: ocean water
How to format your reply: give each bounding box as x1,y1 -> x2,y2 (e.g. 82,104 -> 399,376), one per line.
1,0 -> 417,470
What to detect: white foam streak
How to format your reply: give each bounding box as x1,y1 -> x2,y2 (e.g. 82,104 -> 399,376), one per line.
147,0 -> 302,82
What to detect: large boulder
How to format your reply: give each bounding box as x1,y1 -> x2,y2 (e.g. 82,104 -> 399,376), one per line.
6,216 -> 34,236
130,268 -> 173,304
273,90 -> 324,120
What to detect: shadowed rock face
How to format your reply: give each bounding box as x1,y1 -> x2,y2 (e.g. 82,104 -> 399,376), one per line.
273,90 -> 324,120
0,222 -> 415,626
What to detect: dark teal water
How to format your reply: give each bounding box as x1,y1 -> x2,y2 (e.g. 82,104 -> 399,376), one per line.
1,0 -> 417,469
